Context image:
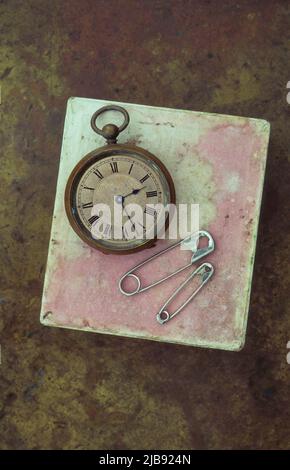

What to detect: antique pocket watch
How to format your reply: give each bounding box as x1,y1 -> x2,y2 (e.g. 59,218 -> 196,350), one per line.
65,105 -> 176,254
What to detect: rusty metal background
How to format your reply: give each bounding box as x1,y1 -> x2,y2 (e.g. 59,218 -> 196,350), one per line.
0,0 -> 290,449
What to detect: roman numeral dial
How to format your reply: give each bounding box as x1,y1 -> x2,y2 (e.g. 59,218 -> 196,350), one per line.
144,206 -> 157,217
75,154 -> 168,243
146,190 -> 157,198
139,174 -> 149,184
110,162 -> 118,173
88,215 -> 99,225
82,202 -> 93,209
93,169 -> 103,179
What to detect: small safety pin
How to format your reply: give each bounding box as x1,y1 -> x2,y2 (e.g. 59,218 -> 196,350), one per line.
156,262 -> 214,324
119,230 -> 215,296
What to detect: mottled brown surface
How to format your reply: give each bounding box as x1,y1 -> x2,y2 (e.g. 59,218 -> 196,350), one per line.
0,0 -> 290,450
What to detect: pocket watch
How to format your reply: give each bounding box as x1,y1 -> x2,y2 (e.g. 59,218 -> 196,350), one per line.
65,105 -> 176,254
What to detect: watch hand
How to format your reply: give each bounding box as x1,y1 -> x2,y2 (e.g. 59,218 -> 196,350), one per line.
123,186 -> 146,199
121,186 -> 146,231
123,205 -> 135,229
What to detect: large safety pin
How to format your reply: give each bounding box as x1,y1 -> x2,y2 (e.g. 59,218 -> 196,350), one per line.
119,230 -> 215,296
156,262 -> 214,324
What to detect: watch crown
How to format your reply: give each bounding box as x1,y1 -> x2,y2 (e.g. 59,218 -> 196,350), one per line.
102,124 -> 119,144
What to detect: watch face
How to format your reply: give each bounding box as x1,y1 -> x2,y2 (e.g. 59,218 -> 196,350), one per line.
66,148 -> 174,253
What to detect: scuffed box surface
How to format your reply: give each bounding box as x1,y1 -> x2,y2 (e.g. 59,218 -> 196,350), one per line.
40,98 -> 270,350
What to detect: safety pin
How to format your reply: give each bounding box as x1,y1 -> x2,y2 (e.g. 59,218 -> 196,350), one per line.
156,262 -> 214,324
119,230 -> 215,296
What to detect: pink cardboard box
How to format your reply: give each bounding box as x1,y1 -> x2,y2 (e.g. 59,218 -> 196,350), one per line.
40,98 -> 270,351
